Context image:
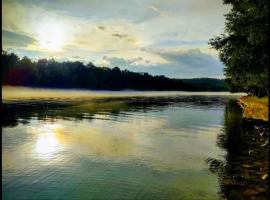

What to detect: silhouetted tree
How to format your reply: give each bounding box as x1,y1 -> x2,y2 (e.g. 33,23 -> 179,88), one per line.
2,51 -> 229,91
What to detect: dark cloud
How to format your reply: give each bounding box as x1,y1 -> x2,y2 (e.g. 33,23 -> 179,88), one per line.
157,49 -> 219,69
153,49 -> 224,78
103,49 -> 224,78
111,33 -> 128,39
145,60 -> 151,64
98,26 -> 106,30
2,29 -> 36,47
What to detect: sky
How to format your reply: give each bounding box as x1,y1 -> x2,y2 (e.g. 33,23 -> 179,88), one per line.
2,0 -> 230,78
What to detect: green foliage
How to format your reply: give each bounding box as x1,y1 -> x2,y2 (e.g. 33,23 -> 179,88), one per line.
209,0 -> 269,96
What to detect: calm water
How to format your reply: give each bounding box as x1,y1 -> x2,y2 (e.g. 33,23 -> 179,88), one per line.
2,87 -> 248,200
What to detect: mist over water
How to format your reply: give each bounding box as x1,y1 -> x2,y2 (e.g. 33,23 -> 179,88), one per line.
2,86 -> 245,101
2,87 -> 247,200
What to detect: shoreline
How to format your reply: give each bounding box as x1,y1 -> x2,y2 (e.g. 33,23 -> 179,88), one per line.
238,96 -> 269,121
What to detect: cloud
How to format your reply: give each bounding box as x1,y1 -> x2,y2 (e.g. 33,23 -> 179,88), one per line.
98,26 -> 106,30
2,29 -> 36,47
156,49 -> 219,68
4,48 -> 47,60
150,39 -> 208,48
101,56 -> 143,68
149,6 -> 168,17
111,33 -> 128,39
145,49 -> 224,78
2,0 -> 229,78
101,49 -> 224,78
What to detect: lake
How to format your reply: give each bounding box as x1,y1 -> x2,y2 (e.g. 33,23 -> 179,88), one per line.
2,87 -> 258,200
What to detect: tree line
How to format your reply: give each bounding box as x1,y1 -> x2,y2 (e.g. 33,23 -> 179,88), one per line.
2,51 -> 228,91
209,0 -> 269,97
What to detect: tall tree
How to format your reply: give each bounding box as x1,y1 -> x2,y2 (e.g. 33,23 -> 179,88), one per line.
209,0 -> 269,96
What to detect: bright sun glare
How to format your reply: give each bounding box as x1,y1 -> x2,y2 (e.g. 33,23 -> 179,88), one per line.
37,22 -> 67,51
34,123 -> 62,159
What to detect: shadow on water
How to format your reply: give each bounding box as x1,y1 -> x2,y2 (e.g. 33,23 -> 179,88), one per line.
207,100 -> 269,200
2,95 -> 227,128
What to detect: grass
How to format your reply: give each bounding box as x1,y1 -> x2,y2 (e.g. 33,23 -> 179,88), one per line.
238,96 -> 269,121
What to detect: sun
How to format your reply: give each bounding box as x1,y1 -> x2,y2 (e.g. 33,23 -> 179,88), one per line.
37,22 -> 67,51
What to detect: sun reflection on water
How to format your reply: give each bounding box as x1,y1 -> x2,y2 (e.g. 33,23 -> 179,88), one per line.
33,123 -> 62,159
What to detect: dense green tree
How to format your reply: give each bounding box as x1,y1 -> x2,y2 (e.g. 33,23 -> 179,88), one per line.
209,0 -> 269,97
1,51 -> 228,91
2,50 -> 20,84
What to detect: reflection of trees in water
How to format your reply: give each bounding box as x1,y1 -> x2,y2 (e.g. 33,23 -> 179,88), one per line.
2,95 -> 228,128
207,100 -> 268,200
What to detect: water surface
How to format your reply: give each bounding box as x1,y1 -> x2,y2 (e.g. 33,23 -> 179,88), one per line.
2,87 -> 246,200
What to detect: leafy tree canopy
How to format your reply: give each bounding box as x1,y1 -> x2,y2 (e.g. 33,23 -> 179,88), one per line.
209,0 -> 269,97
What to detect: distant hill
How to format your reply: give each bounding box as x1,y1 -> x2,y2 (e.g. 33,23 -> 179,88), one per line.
2,51 -> 228,91
180,78 -> 229,91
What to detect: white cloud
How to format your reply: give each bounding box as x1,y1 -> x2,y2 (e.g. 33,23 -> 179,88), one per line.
2,0 -> 228,78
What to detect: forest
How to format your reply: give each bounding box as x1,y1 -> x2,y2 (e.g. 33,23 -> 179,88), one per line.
2,51 -> 228,91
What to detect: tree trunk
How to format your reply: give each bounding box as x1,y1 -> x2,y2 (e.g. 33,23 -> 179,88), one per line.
265,88 -> 269,97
